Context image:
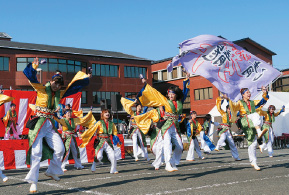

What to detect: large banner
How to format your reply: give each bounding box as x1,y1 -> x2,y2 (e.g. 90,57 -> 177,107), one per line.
168,35 -> 281,101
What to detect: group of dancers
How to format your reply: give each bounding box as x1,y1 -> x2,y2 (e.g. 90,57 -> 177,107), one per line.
0,58 -> 285,193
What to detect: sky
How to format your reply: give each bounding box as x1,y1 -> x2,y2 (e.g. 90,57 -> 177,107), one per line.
0,0 -> 288,70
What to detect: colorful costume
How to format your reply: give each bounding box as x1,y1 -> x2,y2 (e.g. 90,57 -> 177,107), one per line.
0,94 -> 14,182
129,110 -> 150,161
23,62 -> 90,184
134,78 -> 189,171
80,119 -> 121,174
186,119 -> 203,161
228,92 -> 268,168
215,97 -> 240,160
258,107 -> 284,157
3,109 -> 20,140
54,111 -> 95,171
121,97 -> 163,168
201,120 -> 216,153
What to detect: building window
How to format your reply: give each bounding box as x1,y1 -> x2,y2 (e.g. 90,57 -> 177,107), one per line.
16,57 -> 86,73
194,87 -> 213,100
124,66 -> 146,78
172,67 -> 178,79
81,91 -> 87,104
152,72 -> 158,82
91,64 -> 118,77
161,70 -> 167,81
125,92 -> 138,99
16,88 -> 34,91
92,91 -> 120,104
0,57 -> 9,71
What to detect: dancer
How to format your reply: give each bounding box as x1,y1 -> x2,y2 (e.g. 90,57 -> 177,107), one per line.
23,57 -> 91,193
201,114 -> 217,153
53,110 -> 95,171
0,92 -> 14,182
258,105 -> 285,157
225,86 -> 269,171
214,97 -> 240,161
128,103 -> 150,162
135,74 -> 190,172
80,109 -> 121,174
3,103 -> 20,140
186,111 -> 205,161
121,97 -> 163,170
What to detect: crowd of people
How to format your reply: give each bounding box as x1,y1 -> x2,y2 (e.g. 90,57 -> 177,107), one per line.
0,58 -> 285,193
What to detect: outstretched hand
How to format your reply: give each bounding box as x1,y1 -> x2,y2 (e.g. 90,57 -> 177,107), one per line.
33,57 -> 39,66
261,86 -> 267,93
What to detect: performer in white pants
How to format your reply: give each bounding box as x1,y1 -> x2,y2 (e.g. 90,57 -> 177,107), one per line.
23,57 -> 91,193
151,128 -> 164,170
135,74 -> 190,172
80,109 -> 121,174
226,87 -> 269,171
3,103 -> 20,140
54,110 -> 95,172
258,105 -> 284,157
186,111 -> 205,161
215,97 -> 240,160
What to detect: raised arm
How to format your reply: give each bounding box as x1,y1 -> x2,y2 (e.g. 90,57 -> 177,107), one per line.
136,80 -> 172,113
254,87 -> 269,109
23,58 -> 46,92
274,105 -> 285,117
182,73 -> 190,104
216,97 -> 226,116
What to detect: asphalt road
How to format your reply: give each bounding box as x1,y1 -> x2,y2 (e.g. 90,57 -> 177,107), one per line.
1,148 -> 289,195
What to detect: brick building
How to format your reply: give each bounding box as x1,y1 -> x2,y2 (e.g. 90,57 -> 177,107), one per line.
152,37 -> 277,121
0,33 -> 151,119
272,69 -> 289,92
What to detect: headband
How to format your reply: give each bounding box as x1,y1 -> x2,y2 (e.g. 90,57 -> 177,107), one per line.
167,89 -> 176,94
52,73 -> 62,80
241,89 -> 248,95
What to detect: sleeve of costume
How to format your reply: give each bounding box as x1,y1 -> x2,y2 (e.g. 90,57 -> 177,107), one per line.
61,71 -> 90,99
53,117 -> 67,127
255,92 -> 269,109
229,100 -> 240,123
120,97 -> 135,116
74,111 -> 96,129
0,94 -> 14,107
72,110 -> 83,118
2,110 -> 10,127
133,109 -> 160,134
186,122 -> 191,137
112,124 -> 121,145
216,97 -> 226,116
274,108 -> 283,117
182,78 -> 190,104
23,62 -> 46,92
257,109 -> 267,117
80,120 -> 100,148
136,83 -> 172,113
197,122 -> 202,133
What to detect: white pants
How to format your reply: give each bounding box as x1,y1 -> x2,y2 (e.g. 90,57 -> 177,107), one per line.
163,125 -> 183,166
248,136 -> 258,164
264,127 -> 274,157
61,138 -> 83,170
152,130 -> 164,169
186,137 -> 203,160
216,131 -> 239,159
132,129 -> 148,159
200,131 -> 211,153
25,120 -> 65,183
96,141 -> 117,173
4,124 -> 20,140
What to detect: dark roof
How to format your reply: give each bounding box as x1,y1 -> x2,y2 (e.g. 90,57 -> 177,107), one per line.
152,57 -> 173,64
233,37 -> 276,56
0,40 -> 149,61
